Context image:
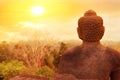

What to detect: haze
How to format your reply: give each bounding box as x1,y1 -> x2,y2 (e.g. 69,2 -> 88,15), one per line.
0,0 -> 120,42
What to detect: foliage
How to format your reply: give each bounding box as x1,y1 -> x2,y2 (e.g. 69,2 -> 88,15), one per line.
0,41 -> 12,62
35,66 -> 54,78
10,40 -> 68,70
0,40 -> 68,79
43,42 -> 68,71
54,42 -> 67,68
0,40 -> 68,75
0,60 -> 26,80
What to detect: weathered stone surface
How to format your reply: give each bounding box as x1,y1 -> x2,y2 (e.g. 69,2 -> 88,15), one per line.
78,10 -> 104,42
53,73 -> 78,80
9,74 -> 49,80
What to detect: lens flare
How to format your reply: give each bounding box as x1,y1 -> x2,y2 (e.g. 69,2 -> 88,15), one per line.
31,6 -> 45,16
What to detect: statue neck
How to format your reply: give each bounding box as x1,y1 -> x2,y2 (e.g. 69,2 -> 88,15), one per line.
81,41 -> 102,47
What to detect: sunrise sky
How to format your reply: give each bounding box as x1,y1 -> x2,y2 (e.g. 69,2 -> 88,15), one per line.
0,0 -> 120,42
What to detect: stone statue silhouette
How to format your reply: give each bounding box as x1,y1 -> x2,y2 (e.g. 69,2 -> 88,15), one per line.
57,10 -> 120,80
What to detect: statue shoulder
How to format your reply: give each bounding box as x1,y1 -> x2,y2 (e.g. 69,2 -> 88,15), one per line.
106,47 -> 120,75
63,46 -> 81,55
105,47 -> 120,68
61,46 -> 82,59
106,47 -> 120,57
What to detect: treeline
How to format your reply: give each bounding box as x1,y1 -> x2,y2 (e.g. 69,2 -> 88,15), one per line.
0,40 -> 120,80
0,40 -> 68,79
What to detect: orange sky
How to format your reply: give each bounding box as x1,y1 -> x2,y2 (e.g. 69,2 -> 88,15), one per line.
0,0 -> 120,42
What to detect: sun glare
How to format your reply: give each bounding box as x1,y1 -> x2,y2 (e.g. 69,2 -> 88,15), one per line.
31,6 -> 45,16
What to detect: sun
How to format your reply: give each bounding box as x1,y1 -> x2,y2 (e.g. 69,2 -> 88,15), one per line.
31,6 -> 45,16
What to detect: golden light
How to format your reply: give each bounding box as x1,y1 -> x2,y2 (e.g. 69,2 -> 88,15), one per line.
19,22 -> 44,29
31,6 -> 45,16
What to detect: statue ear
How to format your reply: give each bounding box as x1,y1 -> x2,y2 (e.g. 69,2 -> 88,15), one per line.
77,27 -> 83,40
